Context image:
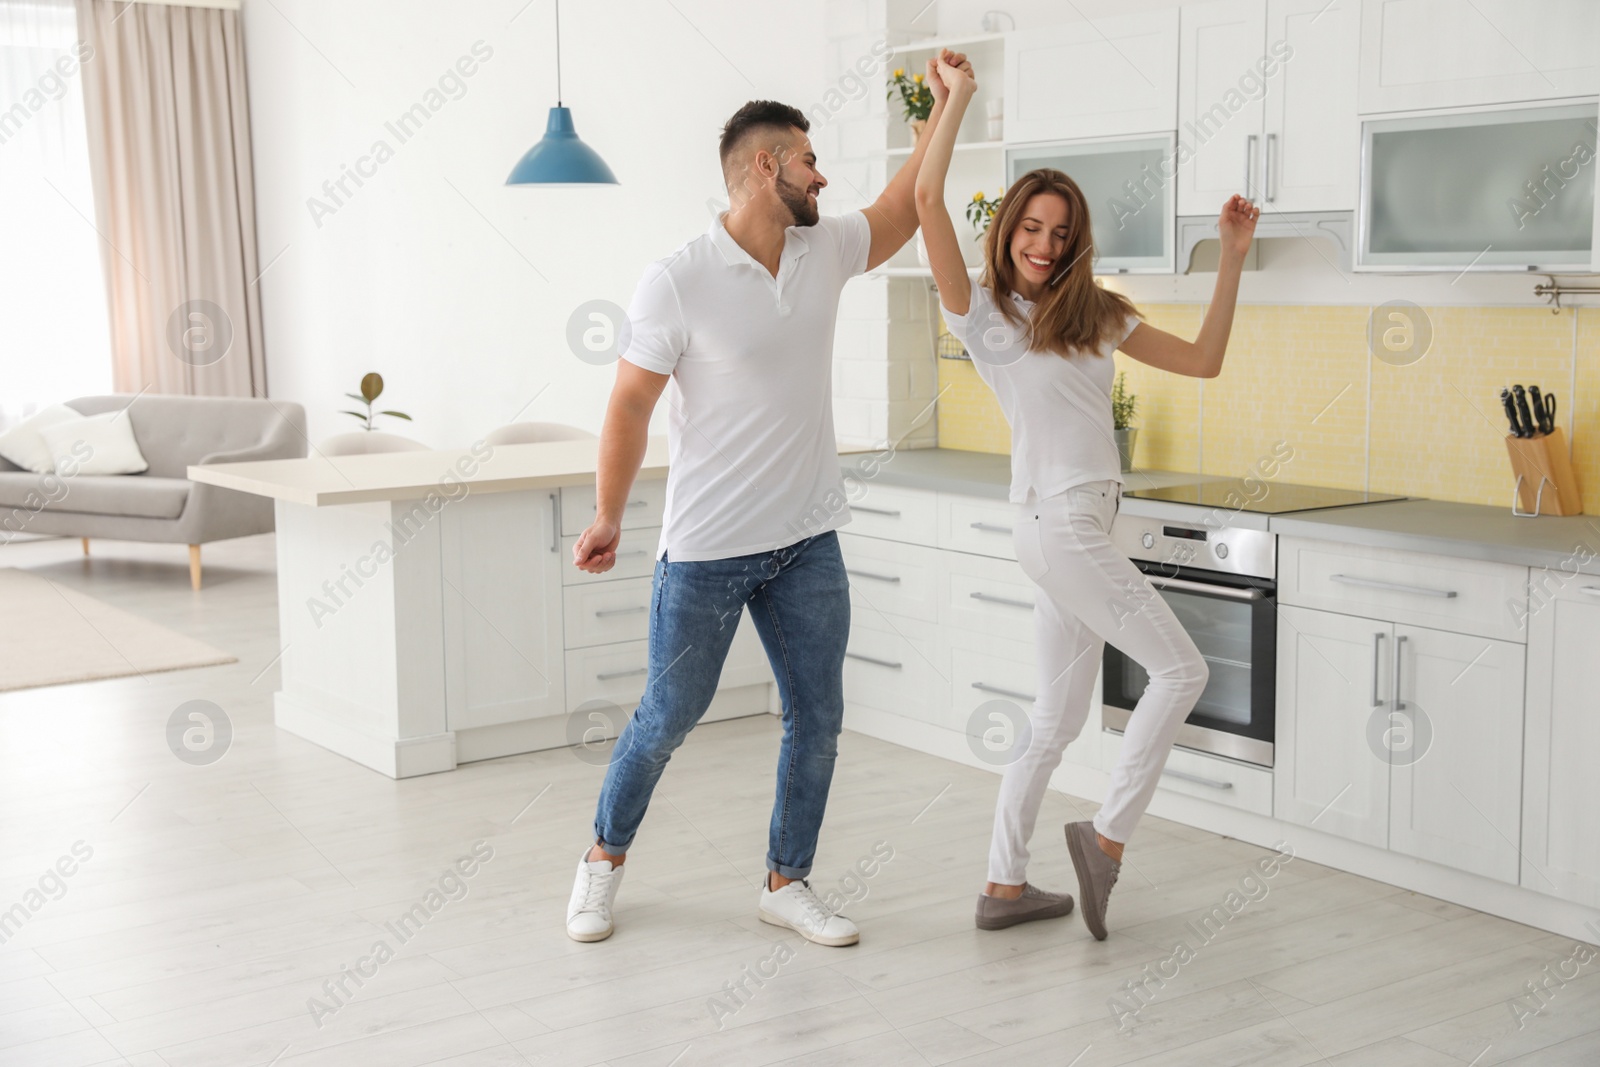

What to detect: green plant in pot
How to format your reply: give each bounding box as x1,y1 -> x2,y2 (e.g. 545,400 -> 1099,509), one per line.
342,372 -> 412,431
1111,371 -> 1138,472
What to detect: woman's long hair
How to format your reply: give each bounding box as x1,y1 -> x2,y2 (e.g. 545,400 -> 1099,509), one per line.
981,168 -> 1140,357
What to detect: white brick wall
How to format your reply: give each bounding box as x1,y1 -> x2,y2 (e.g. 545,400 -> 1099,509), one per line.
825,4 -> 940,452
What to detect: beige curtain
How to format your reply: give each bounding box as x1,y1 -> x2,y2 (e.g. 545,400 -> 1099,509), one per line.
75,0 -> 267,397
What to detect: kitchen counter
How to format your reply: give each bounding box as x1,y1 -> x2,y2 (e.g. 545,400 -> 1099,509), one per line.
1270,498 -> 1600,573
188,436 -> 668,507
841,446 -> 1221,501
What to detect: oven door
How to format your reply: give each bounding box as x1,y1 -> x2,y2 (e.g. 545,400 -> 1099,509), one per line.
1101,563 -> 1276,767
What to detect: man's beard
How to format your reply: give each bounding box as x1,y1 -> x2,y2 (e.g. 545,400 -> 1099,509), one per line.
776,173 -> 819,227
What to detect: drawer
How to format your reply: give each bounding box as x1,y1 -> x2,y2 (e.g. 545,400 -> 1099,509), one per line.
843,612 -> 946,721
839,482 -> 938,547
938,493 -> 1019,561
950,644 -> 1038,735
565,640 -> 651,712
838,532 -> 941,621
1279,537 -> 1528,643
561,528 -> 660,585
563,577 -> 652,648
940,551 -> 1037,642
1102,732 -> 1273,816
561,478 -> 667,536
564,617 -> 772,713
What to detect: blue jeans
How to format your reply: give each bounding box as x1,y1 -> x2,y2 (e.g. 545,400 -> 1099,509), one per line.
593,531 -> 850,880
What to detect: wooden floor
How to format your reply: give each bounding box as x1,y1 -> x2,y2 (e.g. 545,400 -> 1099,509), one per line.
2,534 -> 1597,1067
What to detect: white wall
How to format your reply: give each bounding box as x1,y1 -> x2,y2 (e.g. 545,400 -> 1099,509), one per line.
242,0 -> 827,446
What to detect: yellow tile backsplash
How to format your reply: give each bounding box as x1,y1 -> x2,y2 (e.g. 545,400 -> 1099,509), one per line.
936,303 -> 1597,514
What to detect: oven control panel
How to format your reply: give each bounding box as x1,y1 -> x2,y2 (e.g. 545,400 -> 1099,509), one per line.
1110,517 -> 1275,580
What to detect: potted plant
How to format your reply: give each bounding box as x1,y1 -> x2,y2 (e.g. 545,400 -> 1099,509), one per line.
342,372 -> 412,431
1112,371 -> 1138,472
319,373 -> 421,455
967,190 -> 1003,239
885,67 -> 933,144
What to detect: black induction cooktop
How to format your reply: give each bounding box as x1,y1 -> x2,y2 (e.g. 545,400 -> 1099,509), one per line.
1122,480 -> 1406,515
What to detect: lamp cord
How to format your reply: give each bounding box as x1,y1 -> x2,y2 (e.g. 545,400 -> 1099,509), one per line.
555,0 -> 563,106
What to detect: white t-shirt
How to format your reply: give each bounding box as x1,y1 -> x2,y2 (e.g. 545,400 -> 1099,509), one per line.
941,284 -> 1139,504
621,210 -> 872,561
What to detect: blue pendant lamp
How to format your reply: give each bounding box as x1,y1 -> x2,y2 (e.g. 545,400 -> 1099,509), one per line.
506,0 -> 617,186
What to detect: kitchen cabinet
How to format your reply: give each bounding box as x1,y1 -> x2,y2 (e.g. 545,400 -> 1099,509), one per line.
1003,9 -> 1179,144
1275,604 -> 1391,847
1007,136 -> 1178,273
1178,0 -> 1359,215
1357,101 -> 1600,272
441,491 -> 566,731
1357,0 -> 1600,114
1388,625 -> 1525,884
1522,576 -> 1600,907
1277,537 -> 1530,884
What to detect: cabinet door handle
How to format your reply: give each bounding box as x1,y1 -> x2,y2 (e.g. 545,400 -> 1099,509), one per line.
1371,632 -> 1385,708
1244,133 -> 1258,195
969,521 -> 1013,534
596,666 -> 649,681
853,505 -> 901,517
550,493 -> 558,553
972,681 -> 1035,702
1580,586 -> 1600,597
846,651 -> 902,670
970,591 -> 1035,610
1329,574 -> 1458,599
595,605 -> 648,618
1392,634 -> 1408,712
1265,132 -> 1277,203
1162,768 -> 1234,791
846,568 -> 902,584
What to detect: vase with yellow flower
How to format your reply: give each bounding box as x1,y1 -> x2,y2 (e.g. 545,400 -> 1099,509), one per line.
885,67 -> 934,146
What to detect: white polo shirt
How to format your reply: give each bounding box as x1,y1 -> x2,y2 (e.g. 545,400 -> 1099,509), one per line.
622,210 -> 872,562
941,284 -> 1139,505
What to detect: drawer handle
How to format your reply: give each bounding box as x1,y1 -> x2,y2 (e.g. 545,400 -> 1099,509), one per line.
614,549 -> 650,558
845,651 -> 903,670
969,521 -> 1013,534
1161,768 -> 1234,791
972,681 -> 1035,702
970,591 -> 1035,610
846,568 -> 902,584
1581,586 -> 1600,597
595,606 -> 648,618
597,666 -> 649,681
1329,574 -> 1458,599
853,505 -> 902,517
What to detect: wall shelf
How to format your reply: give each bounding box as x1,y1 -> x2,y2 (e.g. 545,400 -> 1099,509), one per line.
885,139 -> 1003,158
889,32 -> 1004,55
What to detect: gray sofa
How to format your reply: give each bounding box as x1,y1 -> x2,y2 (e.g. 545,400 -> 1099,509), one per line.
0,394 -> 307,588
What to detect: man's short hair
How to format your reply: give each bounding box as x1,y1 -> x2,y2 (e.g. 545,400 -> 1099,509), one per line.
719,100 -> 809,176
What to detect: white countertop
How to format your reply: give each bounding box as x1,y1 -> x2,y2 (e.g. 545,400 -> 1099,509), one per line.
188,436 -> 669,508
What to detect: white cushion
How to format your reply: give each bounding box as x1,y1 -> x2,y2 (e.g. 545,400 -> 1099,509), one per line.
0,404 -> 82,473
37,411 -> 150,476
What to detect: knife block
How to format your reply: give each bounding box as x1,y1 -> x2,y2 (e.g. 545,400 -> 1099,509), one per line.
1506,428 -> 1582,516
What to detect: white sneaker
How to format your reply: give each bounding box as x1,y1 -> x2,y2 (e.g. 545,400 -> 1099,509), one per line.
758,878 -> 859,946
566,849 -> 624,942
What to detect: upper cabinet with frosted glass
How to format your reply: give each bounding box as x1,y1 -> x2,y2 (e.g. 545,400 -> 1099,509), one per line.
1354,0 -> 1600,271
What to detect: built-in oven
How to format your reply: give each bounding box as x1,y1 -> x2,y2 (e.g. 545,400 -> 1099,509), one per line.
1102,519 -> 1276,767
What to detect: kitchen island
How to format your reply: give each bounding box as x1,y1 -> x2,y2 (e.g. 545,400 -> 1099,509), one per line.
189,436 -> 775,778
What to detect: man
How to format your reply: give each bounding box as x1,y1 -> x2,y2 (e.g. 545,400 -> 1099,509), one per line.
565,52 -> 970,946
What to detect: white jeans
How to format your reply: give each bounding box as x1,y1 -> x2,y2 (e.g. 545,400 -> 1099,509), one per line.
987,480 -> 1209,885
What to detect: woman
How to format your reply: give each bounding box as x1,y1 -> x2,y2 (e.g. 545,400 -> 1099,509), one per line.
916,57 -> 1258,940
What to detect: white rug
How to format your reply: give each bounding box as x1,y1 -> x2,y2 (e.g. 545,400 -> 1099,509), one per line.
0,568 -> 237,691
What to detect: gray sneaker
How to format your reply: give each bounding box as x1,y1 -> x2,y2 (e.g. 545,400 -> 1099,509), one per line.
974,884 -> 1075,930
1065,821 -> 1120,941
